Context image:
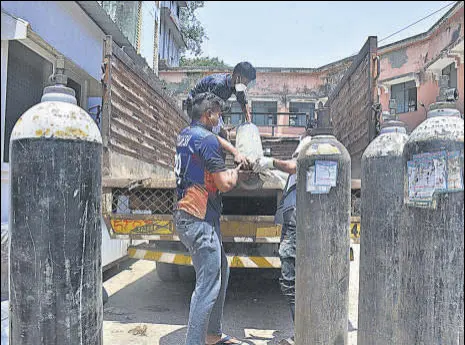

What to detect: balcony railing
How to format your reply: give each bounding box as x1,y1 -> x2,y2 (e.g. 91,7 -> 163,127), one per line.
223,112 -> 315,136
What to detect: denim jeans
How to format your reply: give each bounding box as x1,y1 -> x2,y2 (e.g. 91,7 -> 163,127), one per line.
279,207 -> 297,323
174,210 -> 230,345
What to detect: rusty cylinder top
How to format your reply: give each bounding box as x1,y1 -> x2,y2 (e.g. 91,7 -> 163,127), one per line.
10,84 -> 102,144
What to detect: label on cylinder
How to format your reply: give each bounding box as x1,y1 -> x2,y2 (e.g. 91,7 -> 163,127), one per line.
407,150 -> 464,206
306,160 -> 338,194
308,143 -> 341,155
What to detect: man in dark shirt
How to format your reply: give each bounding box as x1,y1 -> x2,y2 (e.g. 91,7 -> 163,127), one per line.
174,92 -> 246,345
186,61 -> 257,123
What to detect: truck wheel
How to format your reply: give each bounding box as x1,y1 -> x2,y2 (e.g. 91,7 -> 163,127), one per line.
156,262 -> 180,282
178,265 -> 196,282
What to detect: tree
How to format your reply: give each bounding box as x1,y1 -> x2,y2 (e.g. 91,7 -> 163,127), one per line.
179,56 -> 230,68
180,1 -> 207,56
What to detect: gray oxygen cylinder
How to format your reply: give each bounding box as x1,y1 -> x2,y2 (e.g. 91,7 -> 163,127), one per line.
358,113 -> 408,345
398,99 -> 464,344
235,122 -> 264,190
9,84 -> 103,345
295,132 -> 351,345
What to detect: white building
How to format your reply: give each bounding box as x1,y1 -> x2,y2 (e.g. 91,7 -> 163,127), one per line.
159,1 -> 187,67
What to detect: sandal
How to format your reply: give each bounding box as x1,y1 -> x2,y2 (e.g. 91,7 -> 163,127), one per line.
206,334 -> 245,344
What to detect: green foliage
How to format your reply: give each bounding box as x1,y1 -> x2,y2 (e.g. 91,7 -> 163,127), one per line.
179,56 -> 230,68
179,1 -> 207,56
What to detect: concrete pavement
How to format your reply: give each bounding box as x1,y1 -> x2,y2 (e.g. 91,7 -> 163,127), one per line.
103,244 -> 360,345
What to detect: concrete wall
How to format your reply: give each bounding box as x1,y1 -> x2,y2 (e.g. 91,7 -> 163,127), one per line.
99,1 -> 139,49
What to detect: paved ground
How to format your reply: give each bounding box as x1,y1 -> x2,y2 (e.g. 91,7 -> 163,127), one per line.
103,244 -> 360,345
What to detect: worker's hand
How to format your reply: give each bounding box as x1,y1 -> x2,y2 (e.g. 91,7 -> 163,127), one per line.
234,152 -> 251,169
219,127 -> 230,141
253,157 -> 274,173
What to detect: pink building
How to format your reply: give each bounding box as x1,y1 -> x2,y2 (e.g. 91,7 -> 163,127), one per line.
377,2 -> 464,131
159,58 -> 352,138
159,1 -> 464,136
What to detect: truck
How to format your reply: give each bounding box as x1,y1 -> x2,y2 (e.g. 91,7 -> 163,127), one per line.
100,35 -> 374,281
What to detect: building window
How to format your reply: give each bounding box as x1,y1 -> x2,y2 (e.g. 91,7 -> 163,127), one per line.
390,81 -> 417,114
252,101 -> 277,126
224,102 -> 242,126
442,63 -> 457,89
4,41 -> 53,163
289,102 -> 315,127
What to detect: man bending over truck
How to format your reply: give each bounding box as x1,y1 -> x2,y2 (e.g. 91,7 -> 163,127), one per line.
174,92 -> 246,345
185,61 -> 257,126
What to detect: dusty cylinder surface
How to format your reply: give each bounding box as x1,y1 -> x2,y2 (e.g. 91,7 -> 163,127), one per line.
398,103 -> 464,344
358,120 -> 408,345
235,122 -> 264,190
9,85 -> 103,345
295,134 -> 351,345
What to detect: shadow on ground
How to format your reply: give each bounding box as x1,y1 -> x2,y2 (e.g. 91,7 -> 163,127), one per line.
103,261 -> 294,344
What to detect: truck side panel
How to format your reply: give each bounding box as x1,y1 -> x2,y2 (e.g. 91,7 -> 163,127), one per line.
327,36 -> 379,180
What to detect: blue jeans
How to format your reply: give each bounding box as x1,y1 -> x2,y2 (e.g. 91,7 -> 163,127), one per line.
279,208 -> 297,323
174,210 -> 230,345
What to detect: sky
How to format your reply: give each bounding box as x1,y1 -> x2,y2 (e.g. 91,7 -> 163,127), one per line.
189,1 -> 458,68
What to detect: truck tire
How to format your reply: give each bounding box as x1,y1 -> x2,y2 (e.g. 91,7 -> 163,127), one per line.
178,265 -> 196,282
156,262 -> 180,282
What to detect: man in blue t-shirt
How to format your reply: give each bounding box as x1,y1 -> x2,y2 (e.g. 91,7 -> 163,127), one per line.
185,62 -> 256,124
174,92 -> 246,345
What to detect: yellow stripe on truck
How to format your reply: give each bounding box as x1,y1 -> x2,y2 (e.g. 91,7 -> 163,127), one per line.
128,248 -> 281,268
249,257 -> 274,268
109,216 -> 361,241
173,254 -> 192,265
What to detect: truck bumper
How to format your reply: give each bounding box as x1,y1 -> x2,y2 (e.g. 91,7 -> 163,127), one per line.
128,244 -> 282,268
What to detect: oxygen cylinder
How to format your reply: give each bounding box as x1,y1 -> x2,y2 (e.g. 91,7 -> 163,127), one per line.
295,131 -> 351,345
398,98 -> 464,344
9,84 -> 103,345
358,113 -> 408,345
235,122 -> 264,190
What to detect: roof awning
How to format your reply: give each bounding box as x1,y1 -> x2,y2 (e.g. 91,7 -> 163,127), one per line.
378,72 -> 420,93
1,9 -> 101,97
1,9 -> 29,40
450,39 -> 464,62
424,38 -> 464,77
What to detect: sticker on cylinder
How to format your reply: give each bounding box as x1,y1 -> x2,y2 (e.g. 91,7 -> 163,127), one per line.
307,160 -> 338,194
308,143 -> 341,155
407,150 -> 464,205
